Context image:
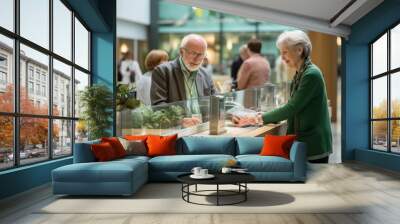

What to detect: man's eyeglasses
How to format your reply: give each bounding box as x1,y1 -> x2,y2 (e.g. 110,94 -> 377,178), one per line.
182,48 -> 206,59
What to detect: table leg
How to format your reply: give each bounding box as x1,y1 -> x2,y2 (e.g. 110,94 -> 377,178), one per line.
245,183 -> 247,201
181,184 -> 183,199
217,184 -> 219,206
187,184 -> 190,202
195,184 -> 198,192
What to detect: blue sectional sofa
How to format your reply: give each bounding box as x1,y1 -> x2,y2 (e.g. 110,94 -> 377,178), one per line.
52,136 -> 307,196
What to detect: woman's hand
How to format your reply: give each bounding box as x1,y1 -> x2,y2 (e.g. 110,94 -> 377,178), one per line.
232,113 -> 263,127
181,117 -> 201,128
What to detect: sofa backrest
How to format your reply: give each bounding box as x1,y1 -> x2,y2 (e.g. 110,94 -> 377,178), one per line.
73,139 -> 100,163
73,136 -> 265,161
235,137 -> 264,155
177,136 -> 236,155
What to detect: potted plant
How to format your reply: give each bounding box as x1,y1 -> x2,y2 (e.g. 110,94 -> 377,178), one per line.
79,84 -> 113,140
116,84 -> 142,135
141,105 -> 184,129
116,84 -> 141,111
126,105 -> 184,135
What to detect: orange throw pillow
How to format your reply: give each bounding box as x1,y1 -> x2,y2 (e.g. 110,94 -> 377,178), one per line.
260,135 -> 296,159
101,137 -> 126,158
124,135 -> 150,141
91,142 -> 117,161
146,134 -> 177,157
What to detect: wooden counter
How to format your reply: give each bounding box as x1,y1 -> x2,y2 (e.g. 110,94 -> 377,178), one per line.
191,122 -> 286,137
122,122 -> 286,138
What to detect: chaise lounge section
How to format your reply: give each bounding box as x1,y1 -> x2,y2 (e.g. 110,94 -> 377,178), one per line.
52,140 -> 149,196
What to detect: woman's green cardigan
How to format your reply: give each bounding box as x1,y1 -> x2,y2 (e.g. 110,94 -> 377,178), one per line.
262,60 -> 332,160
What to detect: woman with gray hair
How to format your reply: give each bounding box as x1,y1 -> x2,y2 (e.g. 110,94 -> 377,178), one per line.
233,30 -> 332,163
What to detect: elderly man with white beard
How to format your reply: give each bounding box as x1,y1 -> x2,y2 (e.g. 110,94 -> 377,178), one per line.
150,34 -> 216,127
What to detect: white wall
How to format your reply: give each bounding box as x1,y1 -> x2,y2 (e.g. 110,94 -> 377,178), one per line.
117,0 -> 150,40
117,19 -> 148,40
117,0 -> 150,25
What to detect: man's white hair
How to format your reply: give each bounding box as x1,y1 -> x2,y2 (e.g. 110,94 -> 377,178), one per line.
276,30 -> 312,59
180,34 -> 207,49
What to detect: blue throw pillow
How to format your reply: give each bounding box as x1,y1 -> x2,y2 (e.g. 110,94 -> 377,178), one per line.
235,137 -> 264,155
179,136 -> 236,155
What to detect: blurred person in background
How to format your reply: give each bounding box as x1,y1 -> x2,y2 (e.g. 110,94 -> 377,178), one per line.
236,38 -> 270,90
136,50 -> 169,105
230,44 -> 249,90
202,57 -> 213,77
118,51 -> 143,87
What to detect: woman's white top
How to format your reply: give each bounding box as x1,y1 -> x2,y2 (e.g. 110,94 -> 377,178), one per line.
136,71 -> 152,105
119,59 -> 143,85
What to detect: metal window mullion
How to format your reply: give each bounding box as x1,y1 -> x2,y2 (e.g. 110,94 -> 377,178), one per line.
11,34 -> 92,73
0,27 -> 17,39
388,30 -> 392,152
13,0 -> 20,167
372,118 -> 397,121
88,31 -> 92,85
88,31 -> 91,73
370,45 -> 373,149
48,0 -> 53,160
74,64 -> 90,74
112,13 -> 116,137
71,11 -> 76,155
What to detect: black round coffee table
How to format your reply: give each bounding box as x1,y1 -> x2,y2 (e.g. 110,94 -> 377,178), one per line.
177,173 -> 255,206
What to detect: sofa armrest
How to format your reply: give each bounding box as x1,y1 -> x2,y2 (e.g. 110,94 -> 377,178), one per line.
289,141 -> 307,181
73,140 -> 100,163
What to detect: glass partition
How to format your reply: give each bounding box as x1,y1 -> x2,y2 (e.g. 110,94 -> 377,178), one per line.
118,83 -> 283,136
120,97 -> 210,136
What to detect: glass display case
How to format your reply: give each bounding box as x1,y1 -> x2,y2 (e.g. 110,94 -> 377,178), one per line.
118,83 -> 283,136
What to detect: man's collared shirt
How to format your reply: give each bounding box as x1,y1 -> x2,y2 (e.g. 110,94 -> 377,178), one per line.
179,57 -> 200,115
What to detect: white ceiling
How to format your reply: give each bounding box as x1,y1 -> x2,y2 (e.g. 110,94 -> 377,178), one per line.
167,0 -> 384,37
227,0 -> 352,22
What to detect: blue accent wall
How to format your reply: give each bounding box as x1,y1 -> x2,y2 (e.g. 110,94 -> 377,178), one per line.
0,0 -> 116,200
66,0 -> 110,32
0,158 -> 72,199
355,149 -> 400,172
343,0 -> 400,171
91,0 -> 116,136
91,32 -> 115,136
342,43 -> 369,160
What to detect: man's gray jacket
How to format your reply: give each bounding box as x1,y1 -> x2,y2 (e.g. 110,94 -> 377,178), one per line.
150,58 -> 216,105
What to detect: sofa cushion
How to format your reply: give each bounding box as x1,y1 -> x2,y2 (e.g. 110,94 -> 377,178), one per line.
124,135 -> 150,141
148,154 -> 235,172
118,138 -> 147,156
52,159 -> 147,183
116,155 -> 150,164
91,142 -> 118,161
73,139 -> 100,163
147,134 -> 177,157
101,137 -> 127,158
177,136 -> 236,155
235,137 -> 263,155
260,135 -> 296,159
236,155 -> 293,172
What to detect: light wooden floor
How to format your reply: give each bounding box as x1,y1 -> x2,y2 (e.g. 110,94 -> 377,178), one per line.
1,162 -> 400,224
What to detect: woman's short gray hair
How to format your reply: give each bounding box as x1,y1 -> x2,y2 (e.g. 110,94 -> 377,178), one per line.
276,30 -> 312,59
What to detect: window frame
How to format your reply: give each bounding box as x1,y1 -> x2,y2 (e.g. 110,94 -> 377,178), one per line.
0,0 -> 92,171
0,53 -> 8,90
370,20 -> 400,154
